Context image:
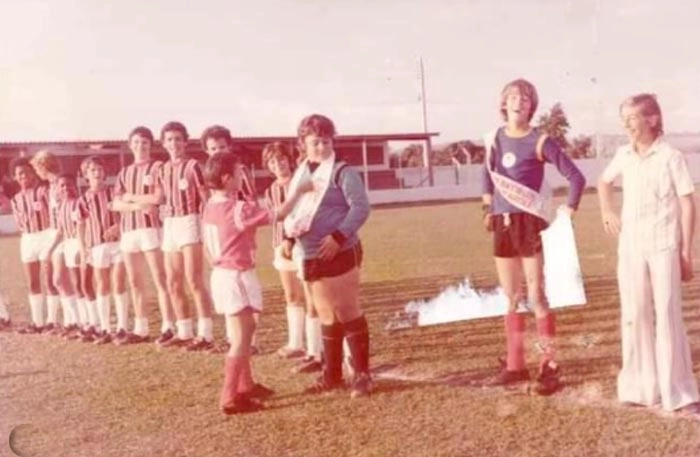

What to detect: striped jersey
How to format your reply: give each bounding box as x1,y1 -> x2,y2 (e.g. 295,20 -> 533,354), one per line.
11,185 -> 51,234
56,198 -> 85,239
48,180 -> 60,229
201,197 -> 272,271
158,158 -> 207,218
114,160 -> 163,232
264,180 -> 290,248
79,187 -> 119,248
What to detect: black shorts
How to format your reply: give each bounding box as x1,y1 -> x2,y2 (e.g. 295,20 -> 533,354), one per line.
493,213 -> 548,258
302,242 -> 363,282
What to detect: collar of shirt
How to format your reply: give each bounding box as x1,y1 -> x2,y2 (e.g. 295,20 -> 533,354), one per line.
623,137 -> 668,160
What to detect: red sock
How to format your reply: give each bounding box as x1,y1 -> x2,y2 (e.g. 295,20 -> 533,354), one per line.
237,356 -> 254,394
505,312 -> 526,371
536,313 -> 556,364
220,356 -> 244,409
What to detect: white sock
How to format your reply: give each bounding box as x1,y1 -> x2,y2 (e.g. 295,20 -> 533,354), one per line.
87,300 -> 99,328
306,316 -> 322,359
0,294 -> 9,320
161,320 -> 174,334
134,317 -> 149,337
46,295 -> 60,324
197,317 -> 214,342
286,305 -> 305,350
77,299 -> 88,327
343,337 -> 354,376
114,292 -> 129,331
97,295 -> 111,332
61,295 -> 78,326
176,319 -> 194,340
28,294 -> 45,327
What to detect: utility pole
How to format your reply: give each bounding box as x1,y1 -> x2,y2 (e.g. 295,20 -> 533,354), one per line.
419,56 -> 434,186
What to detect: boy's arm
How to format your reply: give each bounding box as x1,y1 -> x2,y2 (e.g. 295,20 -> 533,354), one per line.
331,168 -> 370,241
10,197 -> 26,232
669,150 -> 696,281
597,151 -> 623,235
542,139 -> 587,212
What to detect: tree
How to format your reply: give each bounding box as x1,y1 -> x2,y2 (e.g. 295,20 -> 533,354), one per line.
536,103 -> 570,152
568,135 -> 594,159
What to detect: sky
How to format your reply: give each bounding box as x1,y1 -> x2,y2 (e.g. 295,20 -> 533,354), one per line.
0,0 -> 698,144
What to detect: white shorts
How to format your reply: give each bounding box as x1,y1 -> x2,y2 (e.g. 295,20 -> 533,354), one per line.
273,244 -> 297,272
161,214 -> 201,253
91,242 -> 122,269
63,238 -> 82,268
120,228 -> 161,254
210,268 -> 263,315
20,228 -> 55,263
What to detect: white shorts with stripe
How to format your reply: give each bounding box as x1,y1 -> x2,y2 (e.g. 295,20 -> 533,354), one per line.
90,242 -> 123,269
20,228 -> 56,263
161,214 -> 201,253
120,228 -> 161,254
62,238 -> 83,268
210,267 -> 263,315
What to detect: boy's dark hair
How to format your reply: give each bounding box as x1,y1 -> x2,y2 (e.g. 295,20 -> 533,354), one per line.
204,152 -> 240,190
9,157 -> 33,176
201,125 -> 233,150
297,114 -> 337,142
262,142 -> 295,171
161,121 -> 189,142
128,126 -> 155,144
82,155 -> 105,171
57,173 -> 77,186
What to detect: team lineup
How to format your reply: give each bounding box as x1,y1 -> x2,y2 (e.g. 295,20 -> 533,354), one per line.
1,79 -> 698,417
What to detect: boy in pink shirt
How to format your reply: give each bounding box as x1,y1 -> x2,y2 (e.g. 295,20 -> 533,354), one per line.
201,152 -> 311,414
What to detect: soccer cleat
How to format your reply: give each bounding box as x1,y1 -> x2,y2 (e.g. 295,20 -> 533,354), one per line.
17,324 -> 44,335
159,336 -> 193,349
80,326 -> 98,343
481,359 -> 531,387
113,328 -> 128,343
221,395 -> 264,415
303,375 -> 345,394
93,330 -> 113,345
154,329 -> 175,346
534,360 -> 562,396
46,323 -> 65,336
250,345 -> 260,356
59,324 -> 80,339
114,332 -> 150,346
676,402 -> 700,417
248,383 -> 275,400
207,340 -> 231,354
276,346 -> 306,359
294,356 -> 323,374
350,373 -> 373,398
0,318 -> 12,332
184,337 -> 215,352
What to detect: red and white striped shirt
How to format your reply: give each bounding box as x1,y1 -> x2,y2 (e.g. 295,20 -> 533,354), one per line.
57,198 -> 84,239
79,187 -> 119,248
11,185 -> 51,234
114,160 -> 163,232
48,180 -> 60,229
201,197 -> 272,271
159,158 -> 207,218
264,180 -> 290,248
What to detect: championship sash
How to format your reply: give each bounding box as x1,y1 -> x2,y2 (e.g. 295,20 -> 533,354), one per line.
283,152 -> 336,238
484,128 -> 552,222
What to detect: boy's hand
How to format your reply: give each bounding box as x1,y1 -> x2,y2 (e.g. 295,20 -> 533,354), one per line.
104,225 -> 119,242
681,250 -> 694,282
483,213 -> 494,232
281,239 -> 293,260
121,193 -> 134,203
601,210 -> 621,235
317,235 -> 340,261
296,179 -> 314,194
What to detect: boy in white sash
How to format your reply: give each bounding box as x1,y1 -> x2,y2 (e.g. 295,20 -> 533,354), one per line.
481,79 -> 586,395
284,114 -> 372,397
598,94 -> 700,415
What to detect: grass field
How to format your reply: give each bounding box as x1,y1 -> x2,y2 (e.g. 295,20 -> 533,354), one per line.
2,193 -> 700,457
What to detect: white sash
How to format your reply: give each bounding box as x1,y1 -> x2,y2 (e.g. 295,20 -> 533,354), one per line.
484,128 -> 552,222
283,152 -> 335,238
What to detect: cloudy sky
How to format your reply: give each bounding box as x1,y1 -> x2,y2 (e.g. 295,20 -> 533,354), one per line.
0,0 -> 697,143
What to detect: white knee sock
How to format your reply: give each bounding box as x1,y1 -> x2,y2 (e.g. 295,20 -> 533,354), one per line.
46,295 -> 60,324
60,295 -> 78,326
87,300 -> 99,328
306,315 -> 322,359
176,319 -> 194,340
133,317 -> 149,337
114,292 -> 129,331
287,305 -> 305,350
77,298 -> 88,327
197,317 -> 214,342
28,294 -> 45,327
97,295 -> 111,332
